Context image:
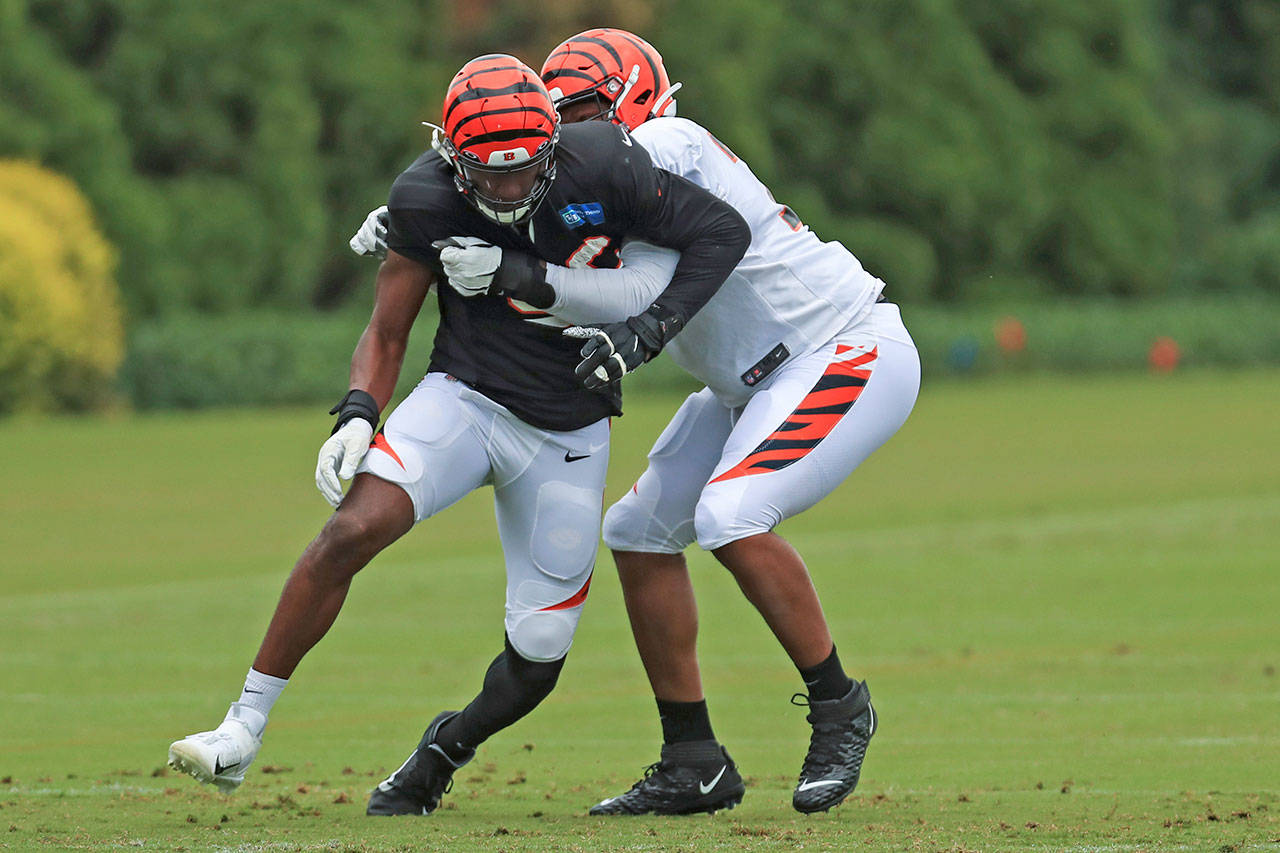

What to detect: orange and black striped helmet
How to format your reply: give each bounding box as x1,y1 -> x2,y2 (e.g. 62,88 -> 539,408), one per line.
434,54 -> 560,225
540,29 -> 680,131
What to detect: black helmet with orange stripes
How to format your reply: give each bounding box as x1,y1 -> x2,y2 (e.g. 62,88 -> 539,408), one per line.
432,54 -> 561,225
540,29 -> 680,131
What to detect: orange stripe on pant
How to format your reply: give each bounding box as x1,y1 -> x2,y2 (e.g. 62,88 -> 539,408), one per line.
539,572 -> 593,611
370,432 -> 406,470
709,347 -> 878,484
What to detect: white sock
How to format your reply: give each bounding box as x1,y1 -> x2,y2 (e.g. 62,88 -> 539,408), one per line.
231,668 -> 288,734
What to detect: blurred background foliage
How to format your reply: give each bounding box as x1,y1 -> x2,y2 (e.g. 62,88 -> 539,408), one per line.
0,159 -> 122,412
0,0 -> 1277,410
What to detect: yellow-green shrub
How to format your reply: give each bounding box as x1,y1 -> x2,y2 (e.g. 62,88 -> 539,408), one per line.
0,160 -> 124,412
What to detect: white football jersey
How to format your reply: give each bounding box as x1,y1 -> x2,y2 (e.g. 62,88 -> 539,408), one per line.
543,117 -> 887,405
633,117 -> 884,405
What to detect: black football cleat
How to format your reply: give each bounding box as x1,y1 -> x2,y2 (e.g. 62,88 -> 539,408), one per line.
589,740 -> 745,816
366,711 -> 473,816
792,680 -> 877,813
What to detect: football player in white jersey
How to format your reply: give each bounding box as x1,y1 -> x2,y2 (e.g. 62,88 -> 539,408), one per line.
350,29 -> 920,816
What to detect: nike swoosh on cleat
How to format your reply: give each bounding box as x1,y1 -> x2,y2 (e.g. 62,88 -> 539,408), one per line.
698,765 -> 727,794
213,758 -> 240,775
796,778 -> 845,792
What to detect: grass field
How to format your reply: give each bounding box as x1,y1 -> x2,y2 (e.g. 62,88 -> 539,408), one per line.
2,369 -> 1278,851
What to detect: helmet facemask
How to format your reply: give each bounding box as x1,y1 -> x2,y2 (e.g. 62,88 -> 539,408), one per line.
430,123 -> 558,225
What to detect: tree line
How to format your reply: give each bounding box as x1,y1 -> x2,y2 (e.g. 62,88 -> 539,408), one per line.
3,0 -> 1276,320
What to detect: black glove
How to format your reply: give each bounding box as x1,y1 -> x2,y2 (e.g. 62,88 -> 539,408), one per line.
569,305 -> 684,390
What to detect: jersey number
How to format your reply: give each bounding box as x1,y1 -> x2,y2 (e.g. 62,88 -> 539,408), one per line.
510,236 -> 615,328
567,235 -> 612,268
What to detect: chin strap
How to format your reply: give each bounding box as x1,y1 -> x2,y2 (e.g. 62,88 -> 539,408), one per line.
422,121 -> 454,162
611,65 -> 642,122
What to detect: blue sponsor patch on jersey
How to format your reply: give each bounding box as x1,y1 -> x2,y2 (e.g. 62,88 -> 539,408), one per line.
559,203 -> 605,228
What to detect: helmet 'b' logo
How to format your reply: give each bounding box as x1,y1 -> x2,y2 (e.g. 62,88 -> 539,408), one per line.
503,151 -> 517,161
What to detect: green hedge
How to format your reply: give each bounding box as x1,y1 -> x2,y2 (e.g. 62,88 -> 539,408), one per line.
122,310 -> 388,410
120,296 -> 1280,410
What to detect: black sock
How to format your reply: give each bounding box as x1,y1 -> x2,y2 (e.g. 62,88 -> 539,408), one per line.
655,698 -> 715,744
799,645 -> 854,701
435,635 -> 564,763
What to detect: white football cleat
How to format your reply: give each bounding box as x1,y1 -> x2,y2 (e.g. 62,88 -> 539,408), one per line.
168,704 -> 264,792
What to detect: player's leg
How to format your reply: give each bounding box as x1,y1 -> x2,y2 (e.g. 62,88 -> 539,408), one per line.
249,375 -> 491,682
369,398 -> 611,815
591,390 -> 746,815
695,302 -> 921,812
170,375 -> 491,792
612,550 -> 702,702
607,389 -> 730,704
251,473 -> 414,679
167,474 -> 417,792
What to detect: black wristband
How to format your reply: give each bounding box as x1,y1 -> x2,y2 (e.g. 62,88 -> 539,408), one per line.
492,251 -> 555,309
329,389 -> 380,434
629,303 -> 685,357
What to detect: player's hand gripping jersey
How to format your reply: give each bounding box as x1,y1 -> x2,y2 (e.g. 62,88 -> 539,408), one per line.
546,117 -> 886,408
386,120 -> 748,429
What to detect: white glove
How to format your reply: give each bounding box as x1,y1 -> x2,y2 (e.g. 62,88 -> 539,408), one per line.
315,419 -> 374,507
350,205 -> 389,258
433,236 -> 502,296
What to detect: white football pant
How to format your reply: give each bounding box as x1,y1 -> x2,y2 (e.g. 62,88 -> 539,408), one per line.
604,302 -> 920,552
358,373 -> 609,661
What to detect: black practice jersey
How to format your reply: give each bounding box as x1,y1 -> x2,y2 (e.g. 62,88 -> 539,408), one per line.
385,120 -> 749,431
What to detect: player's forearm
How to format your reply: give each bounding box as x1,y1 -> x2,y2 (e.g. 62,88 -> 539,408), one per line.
347,325 -> 407,411
546,241 -> 680,324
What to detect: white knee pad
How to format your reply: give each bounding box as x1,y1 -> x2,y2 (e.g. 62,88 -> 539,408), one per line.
505,608 -> 579,662
601,490 -> 689,554
694,486 -> 779,551
599,494 -> 640,548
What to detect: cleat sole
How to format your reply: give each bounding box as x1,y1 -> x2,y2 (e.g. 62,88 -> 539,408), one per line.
167,743 -> 243,793
593,792 -> 744,817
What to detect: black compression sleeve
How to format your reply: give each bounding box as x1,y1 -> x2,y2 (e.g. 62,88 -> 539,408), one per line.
433,635 -> 565,756
633,169 -> 751,327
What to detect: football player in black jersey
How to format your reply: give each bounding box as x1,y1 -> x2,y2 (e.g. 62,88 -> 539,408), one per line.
166,54 -> 749,815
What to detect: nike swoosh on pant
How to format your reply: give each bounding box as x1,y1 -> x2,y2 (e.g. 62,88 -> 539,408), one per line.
796,778 -> 845,792
698,765 -> 727,794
